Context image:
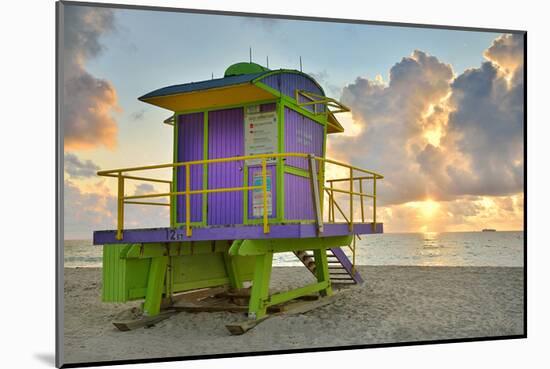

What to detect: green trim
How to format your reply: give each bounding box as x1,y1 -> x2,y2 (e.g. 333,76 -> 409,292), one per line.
243,165 -> 249,225
253,81 -> 282,99
202,111 -> 208,226
277,219 -> 316,224
277,100 -> 285,221
285,166 -> 310,178
171,114 -> 178,227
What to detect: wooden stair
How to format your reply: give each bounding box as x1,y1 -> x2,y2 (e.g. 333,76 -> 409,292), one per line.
293,247 -> 363,285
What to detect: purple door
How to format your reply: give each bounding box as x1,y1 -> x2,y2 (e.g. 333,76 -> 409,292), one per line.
176,112 -> 204,224
207,108 -> 244,225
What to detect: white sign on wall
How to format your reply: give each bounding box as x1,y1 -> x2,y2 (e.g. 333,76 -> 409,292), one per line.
244,106 -> 278,165
252,170 -> 273,217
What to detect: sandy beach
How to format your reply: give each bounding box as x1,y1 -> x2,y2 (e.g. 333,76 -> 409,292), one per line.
63,266 -> 524,364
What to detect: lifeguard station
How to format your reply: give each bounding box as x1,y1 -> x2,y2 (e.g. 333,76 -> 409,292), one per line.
94,62 -> 383,324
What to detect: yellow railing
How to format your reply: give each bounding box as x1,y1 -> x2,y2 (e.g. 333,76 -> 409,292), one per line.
97,152 -> 383,242
295,90 -> 351,115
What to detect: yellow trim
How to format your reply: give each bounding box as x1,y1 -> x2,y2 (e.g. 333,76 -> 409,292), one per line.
140,84 -> 276,112
185,164 -> 191,236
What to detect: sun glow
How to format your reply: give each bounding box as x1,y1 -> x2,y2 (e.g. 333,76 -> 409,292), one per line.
407,199 -> 441,218
420,199 -> 440,218
424,127 -> 442,147
337,112 -> 363,137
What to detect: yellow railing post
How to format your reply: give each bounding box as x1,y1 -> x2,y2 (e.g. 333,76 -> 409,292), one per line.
328,182 -> 334,222
349,167 -> 353,231
359,179 -> 365,223
373,176 -> 377,232
185,164 -> 192,237
318,158 -> 324,211
169,181 -> 173,226
352,234 -> 356,276
116,172 -> 124,240
262,158 -> 270,234
329,182 -> 334,222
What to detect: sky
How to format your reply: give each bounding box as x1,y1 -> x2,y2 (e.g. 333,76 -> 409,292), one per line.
62,4 -> 524,239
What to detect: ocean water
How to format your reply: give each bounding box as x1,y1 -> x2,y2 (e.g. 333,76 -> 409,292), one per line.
64,231 -> 524,268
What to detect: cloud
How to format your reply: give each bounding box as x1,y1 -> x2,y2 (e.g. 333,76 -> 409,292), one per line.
418,34 -> 524,197
64,179 -> 169,239
484,33 -> 524,75
64,179 -> 117,238
130,108 -> 146,121
64,152 -> 100,178
63,6 -> 120,151
329,50 -> 454,205
329,35 -> 524,207
308,70 -> 342,96
134,183 -> 155,195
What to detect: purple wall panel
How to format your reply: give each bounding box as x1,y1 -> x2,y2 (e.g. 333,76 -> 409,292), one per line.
284,173 -> 315,221
259,102 -> 276,112
247,164 -> 277,219
284,107 -> 324,170
177,113 -> 203,223
208,108 -> 245,225
261,73 -> 325,112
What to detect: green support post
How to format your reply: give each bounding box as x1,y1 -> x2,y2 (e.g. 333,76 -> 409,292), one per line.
313,248 -> 332,296
248,251 -> 273,319
223,252 -> 243,289
143,256 -> 168,316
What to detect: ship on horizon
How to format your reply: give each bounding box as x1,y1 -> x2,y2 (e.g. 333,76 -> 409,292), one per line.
482,228 -> 496,232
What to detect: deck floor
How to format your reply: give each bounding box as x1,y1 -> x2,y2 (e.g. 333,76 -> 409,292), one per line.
93,222 -> 383,244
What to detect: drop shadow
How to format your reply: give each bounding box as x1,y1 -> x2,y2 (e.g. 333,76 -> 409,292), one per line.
34,353 -> 56,366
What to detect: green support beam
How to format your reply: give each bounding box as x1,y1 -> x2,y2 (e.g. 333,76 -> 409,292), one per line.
143,256 -> 168,316
248,252 -> 273,319
267,281 -> 329,306
223,251 -> 243,289
229,236 -> 352,256
313,248 -> 332,296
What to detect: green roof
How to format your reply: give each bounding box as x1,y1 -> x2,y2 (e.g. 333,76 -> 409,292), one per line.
224,62 -> 270,77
